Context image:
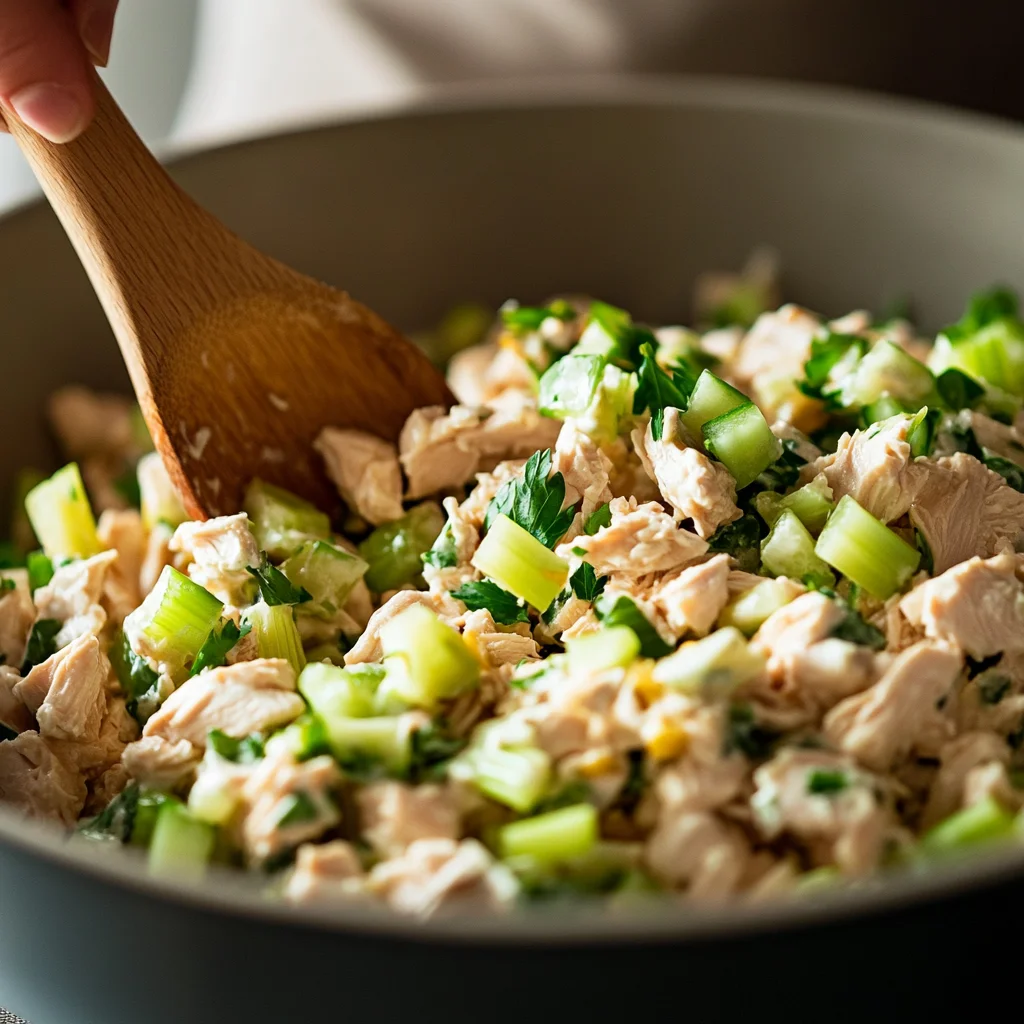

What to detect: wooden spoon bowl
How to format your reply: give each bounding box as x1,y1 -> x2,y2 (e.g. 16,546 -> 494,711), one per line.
2,76 -> 453,518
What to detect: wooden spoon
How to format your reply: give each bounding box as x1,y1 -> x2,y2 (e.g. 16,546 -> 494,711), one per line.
2,76 -> 453,519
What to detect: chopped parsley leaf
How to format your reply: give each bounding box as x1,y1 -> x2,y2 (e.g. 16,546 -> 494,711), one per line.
532,780 -> 592,816
111,630 -> 162,724
583,502 -> 612,535
935,368 -> 985,411
274,791 -> 321,828
754,439 -> 807,494
422,522 -> 458,570
20,618 -> 61,675
984,454 -> 1024,493
798,333 -> 867,405
26,550 -> 54,591
724,703 -> 780,761
501,299 -> 575,334
807,769 -> 848,795
408,723 -> 467,783
247,553 -> 311,606
943,285 -> 1020,342
451,578 -> 529,625
632,342 -> 691,441
0,578 -> 15,595
208,729 -> 265,764
594,594 -> 671,658
707,513 -> 762,574
484,449 -> 576,548
190,618 -> 250,676
77,782 -> 140,843
569,562 -> 607,602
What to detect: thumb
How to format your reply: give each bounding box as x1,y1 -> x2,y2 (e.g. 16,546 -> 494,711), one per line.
0,0 -> 96,143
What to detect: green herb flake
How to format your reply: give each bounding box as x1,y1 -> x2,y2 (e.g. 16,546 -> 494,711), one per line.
798,333 -> 867,404
208,729 -> 265,764
583,502 -> 612,535
483,449 -> 576,548
110,631 -> 163,724
935,368 -> 985,411
0,578 -> 15,595
569,562 -> 607,602
20,618 -> 62,675
724,703 -> 780,761
450,578 -> 529,625
26,550 -> 54,591
190,619 -> 251,676
978,673 -> 1012,705
632,342 -> 691,441
274,791 -> 321,829
807,769 -> 849,795
594,594 -> 671,658
77,782 -> 140,843
421,522 -> 458,570
247,553 -> 312,606
408,723 -> 467,783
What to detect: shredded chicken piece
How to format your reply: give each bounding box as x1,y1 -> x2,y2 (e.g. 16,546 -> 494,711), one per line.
169,513 -> 259,608
0,580 -> 35,669
357,781 -> 459,858
142,659 -> 304,748
368,837 -> 518,916
644,810 -> 750,896
560,496 -> 707,577
139,521 -> 174,597
633,411 -> 741,538
315,427 -> 404,525
900,552 -> 1024,659
285,841 -> 366,904
34,550 -> 117,648
823,641 -> 960,772
751,748 -> 890,876
920,732 -> 1010,829
0,731 -> 86,824
552,419 -> 614,518
651,554 -> 731,638
750,592 -> 846,683
97,508 -> 146,622
121,735 -> 201,790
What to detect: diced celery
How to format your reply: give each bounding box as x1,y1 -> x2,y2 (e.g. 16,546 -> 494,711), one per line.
838,340 -> 936,409
678,370 -> 748,440
756,475 -> 833,535
796,867 -> 843,894
24,463 -> 102,561
298,661 -> 381,720
326,715 -> 411,771
148,801 -> 215,882
358,503 -> 445,593
930,320 -> 1024,397
245,601 -> 306,675
379,604 -> 479,710
280,539 -> 367,612
920,796 -> 1016,857
264,714 -> 329,762
815,496 -> 920,599
187,770 -> 240,826
719,579 -> 799,636
130,790 -> 172,848
498,804 -> 598,864
124,565 -> 223,667
461,745 -> 552,813
575,363 -> 637,443
537,354 -> 604,417
243,478 -> 331,560
575,301 -> 637,366
761,511 -> 835,584
471,513 -> 568,611
702,401 -> 783,489
137,452 -> 188,530
861,394 -> 911,425
9,467 -> 45,553
303,643 -> 348,667
652,626 -> 765,695
566,626 -> 640,673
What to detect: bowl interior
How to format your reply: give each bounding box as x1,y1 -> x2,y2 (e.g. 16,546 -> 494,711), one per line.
2,76 -> 1024,938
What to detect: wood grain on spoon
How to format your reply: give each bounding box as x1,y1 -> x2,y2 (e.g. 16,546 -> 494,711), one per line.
2,75 -> 453,519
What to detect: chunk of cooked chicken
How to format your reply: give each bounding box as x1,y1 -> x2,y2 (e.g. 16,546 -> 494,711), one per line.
47,386 -> 140,461
169,513 -> 259,608
751,748 -> 890,876
399,398 -> 560,500
121,735 -> 201,789
239,751 -> 343,863
458,459 -> 526,528
97,508 -> 146,623
823,641 -> 960,771
963,761 -> 1024,814
560,496 -> 707,577
139,521 -> 174,598
314,427 -> 404,526
651,554 -> 731,638
908,454 -> 1024,575
0,579 -> 35,669
142,659 -> 304,747
643,810 -> 750,896
733,305 -> 822,406
0,730 -> 86,824
900,551 -> 1024,659
0,665 -> 33,734
920,732 -> 1010,829
367,837 -> 518,916
634,411 -> 741,538
284,840 -> 366,904
781,639 -> 880,715
822,415 -> 916,523
552,419 -> 613,519
461,608 -> 538,667
356,781 -> 459,858
422,496 -> 480,595
34,550 -> 117,648
13,633 -> 109,742
750,592 -> 846,682
966,411 -> 1024,467
447,342 -> 536,407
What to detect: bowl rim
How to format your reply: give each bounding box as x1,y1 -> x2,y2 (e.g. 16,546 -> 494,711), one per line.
3,71 -> 1024,944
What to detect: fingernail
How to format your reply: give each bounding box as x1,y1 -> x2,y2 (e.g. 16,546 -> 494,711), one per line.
9,83 -> 87,143
81,7 -> 115,67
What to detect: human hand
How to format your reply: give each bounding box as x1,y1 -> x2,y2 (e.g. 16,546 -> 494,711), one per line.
0,0 -> 119,142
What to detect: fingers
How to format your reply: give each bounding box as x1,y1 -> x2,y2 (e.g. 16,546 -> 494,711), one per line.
0,0 -> 98,142
69,0 -> 120,68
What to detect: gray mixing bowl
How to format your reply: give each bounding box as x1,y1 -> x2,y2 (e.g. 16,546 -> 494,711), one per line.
1,77 -> 1023,1024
